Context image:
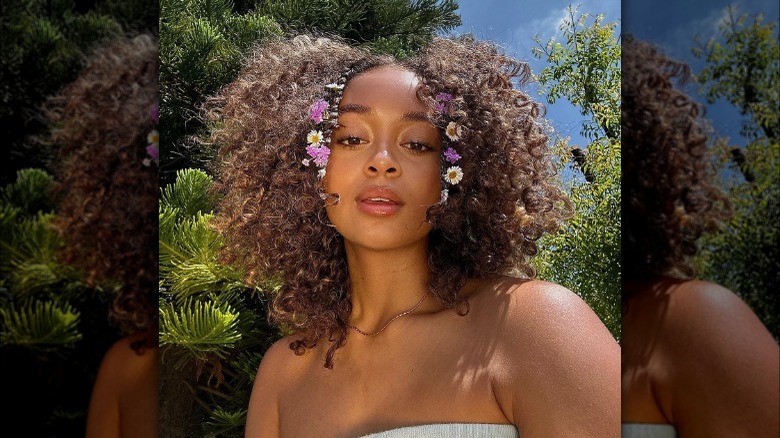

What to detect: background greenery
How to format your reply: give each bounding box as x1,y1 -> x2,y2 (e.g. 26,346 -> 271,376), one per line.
2,0 -> 775,436
0,0 -> 158,434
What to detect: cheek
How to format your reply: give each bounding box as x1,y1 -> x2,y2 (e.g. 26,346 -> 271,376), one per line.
418,161 -> 443,202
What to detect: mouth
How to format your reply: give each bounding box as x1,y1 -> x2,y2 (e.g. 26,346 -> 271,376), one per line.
356,186 -> 404,216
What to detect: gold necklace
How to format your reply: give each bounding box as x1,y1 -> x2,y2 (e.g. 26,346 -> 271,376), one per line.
348,291 -> 430,337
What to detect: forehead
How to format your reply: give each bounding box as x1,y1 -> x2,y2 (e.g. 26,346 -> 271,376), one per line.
340,65 -> 426,111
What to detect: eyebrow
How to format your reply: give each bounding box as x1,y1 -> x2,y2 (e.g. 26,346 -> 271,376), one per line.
339,103 -> 433,123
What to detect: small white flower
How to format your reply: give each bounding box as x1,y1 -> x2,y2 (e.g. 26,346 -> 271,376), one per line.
318,168 -> 327,179
444,166 -> 463,185
326,83 -> 345,90
147,129 -> 159,146
445,121 -> 461,141
307,130 -> 323,145
439,188 -> 449,204
302,158 -> 311,167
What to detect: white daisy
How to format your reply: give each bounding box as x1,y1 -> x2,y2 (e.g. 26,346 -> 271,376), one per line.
444,166 -> 464,185
307,130 -> 323,145
445,121 -> 460,141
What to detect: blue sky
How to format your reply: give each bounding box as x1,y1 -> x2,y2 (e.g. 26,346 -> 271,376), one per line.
623,0 -> 778,147
448,0 -> 621,149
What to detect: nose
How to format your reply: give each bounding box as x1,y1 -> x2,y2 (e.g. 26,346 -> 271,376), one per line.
364,143 -> 400,177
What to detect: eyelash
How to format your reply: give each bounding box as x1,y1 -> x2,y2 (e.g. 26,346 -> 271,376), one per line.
334,136 -> 434,154
402,141 -> 433,154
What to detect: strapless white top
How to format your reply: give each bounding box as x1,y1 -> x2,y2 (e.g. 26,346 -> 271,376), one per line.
357,423 -> 519,437
621,423 -> 677,438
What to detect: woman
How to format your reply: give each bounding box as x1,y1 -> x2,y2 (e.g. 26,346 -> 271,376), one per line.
208,35 -> 619,437
621,36 -> 779,437
48,33 -> 160,438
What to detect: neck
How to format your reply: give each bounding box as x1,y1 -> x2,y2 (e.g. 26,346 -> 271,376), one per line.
344,240 -> 436,333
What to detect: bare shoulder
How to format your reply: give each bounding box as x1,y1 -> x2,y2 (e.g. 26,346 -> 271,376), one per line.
470,276 -> 620,437
245,335 -> 307,438
649,279 -> 779,436
86,334 -> 158,438
468,276 -> 615,341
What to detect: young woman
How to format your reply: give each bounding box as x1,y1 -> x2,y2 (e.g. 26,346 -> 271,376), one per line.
48,33 -> 160,438
208,35 -> 619,437
621,36 -> 779,437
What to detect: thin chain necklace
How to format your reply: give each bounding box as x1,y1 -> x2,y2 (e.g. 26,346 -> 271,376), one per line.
348,291 -> 431,337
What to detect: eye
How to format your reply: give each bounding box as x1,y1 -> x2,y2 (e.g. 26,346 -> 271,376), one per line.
402,141 -> 433,153
336,136 -> 366,147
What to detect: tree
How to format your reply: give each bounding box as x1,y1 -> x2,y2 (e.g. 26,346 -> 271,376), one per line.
0,169 -> 121,435
252,0 -> 461,58
531,4 -> 621,340
692,4 -> 779,141
0,0 -> 126,185
690,5 -> 779,338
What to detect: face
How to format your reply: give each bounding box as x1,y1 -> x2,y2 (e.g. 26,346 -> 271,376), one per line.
324,65 -> 442,251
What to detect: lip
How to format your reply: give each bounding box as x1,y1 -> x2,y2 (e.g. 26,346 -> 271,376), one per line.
356,186 -> 404,216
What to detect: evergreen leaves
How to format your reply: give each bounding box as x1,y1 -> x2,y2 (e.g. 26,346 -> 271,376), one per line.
160,298 -> 241,358
0,300 -> 81,351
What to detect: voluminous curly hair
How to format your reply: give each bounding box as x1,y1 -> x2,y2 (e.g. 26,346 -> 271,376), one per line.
622,35 -> 731,284
48,34 -> 159,350
207,35 -> 571,368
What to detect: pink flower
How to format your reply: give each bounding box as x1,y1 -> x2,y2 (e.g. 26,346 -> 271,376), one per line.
443,147 -> 461,163
309,99 -> 329,124
435,92 -> 452,102
145,144 -> 159,166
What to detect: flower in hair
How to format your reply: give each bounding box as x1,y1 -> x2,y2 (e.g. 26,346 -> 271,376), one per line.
443,147 -> 461,164
439,188 -> 449,204
309,99 -> 329,124
143,129 -> 159,167
445,121 -> 462,142
307,130 -> 324,146
306,144 -> 330,167
444,166 -> 464,185
303,72 -> 351,174
434,92 -> 452,113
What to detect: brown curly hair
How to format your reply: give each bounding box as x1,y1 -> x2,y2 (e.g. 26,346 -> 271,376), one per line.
622,35 -> 731,284
48,34 -> 159,350
207,35 -> 572,368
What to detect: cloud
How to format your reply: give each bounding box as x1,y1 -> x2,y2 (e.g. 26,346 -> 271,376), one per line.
523,6 -> 570,42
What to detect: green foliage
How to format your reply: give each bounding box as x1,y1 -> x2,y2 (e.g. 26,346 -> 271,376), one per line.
159,168 -> 280,436
0,299 -> 81,351
160,298 -> 242,359
253,0 -> 461,58
695,139 -> 779,339
688,5 -> 779,339
202,407 -> 247,437
159,0 -> 284,184
532,4 -> 621,142
0,168 -> 56,216
0,171 -> 80,297
692,5 -> 780,141
0,0 -> 126,185
532,4 -> 621,340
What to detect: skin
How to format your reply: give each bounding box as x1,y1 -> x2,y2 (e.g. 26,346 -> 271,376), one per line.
622,277 -> 779,437
85,333 -> 158,438
245,65 -> 620,438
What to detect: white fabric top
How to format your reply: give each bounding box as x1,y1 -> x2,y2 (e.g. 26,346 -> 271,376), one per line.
357,423 -> 519,438
621,423 -> 677,438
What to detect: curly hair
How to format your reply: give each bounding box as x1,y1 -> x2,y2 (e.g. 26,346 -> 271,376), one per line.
622,35 -> 731,284
48,34 -> 159,350
207,35 -> 572,368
